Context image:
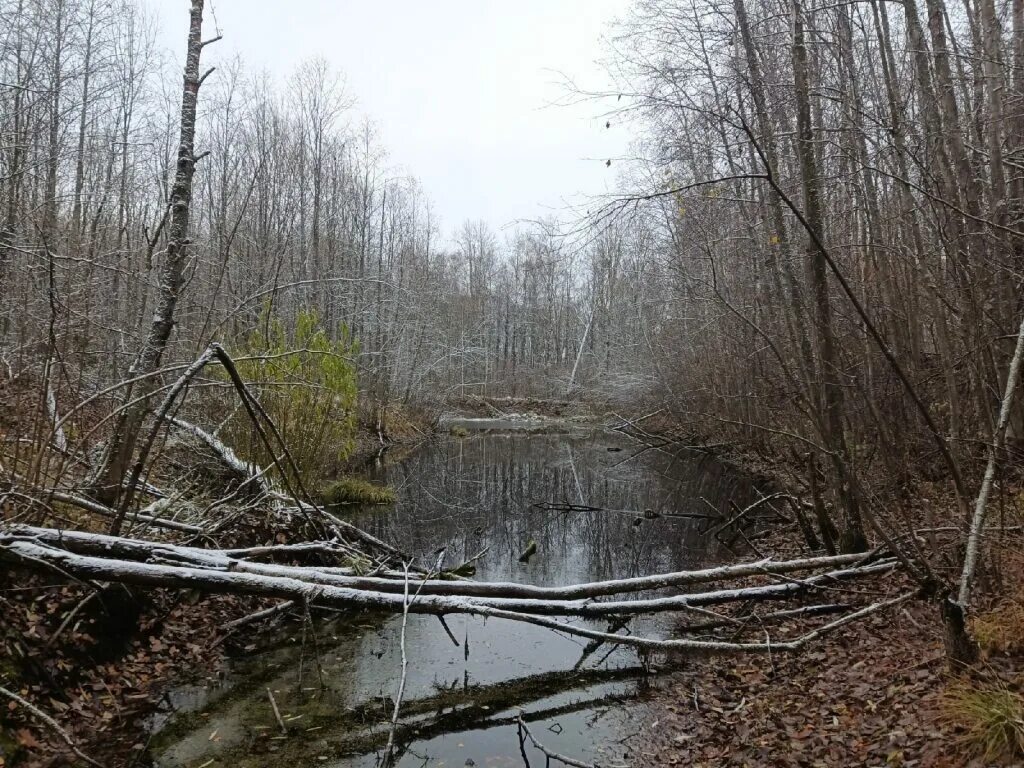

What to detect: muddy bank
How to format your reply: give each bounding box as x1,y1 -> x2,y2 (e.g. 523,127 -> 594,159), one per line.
340,403 -> 436,471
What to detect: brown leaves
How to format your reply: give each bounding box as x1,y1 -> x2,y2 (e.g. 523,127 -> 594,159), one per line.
1,575 -> 250,766
14,729 -> 40,749
640,600 -> 963,766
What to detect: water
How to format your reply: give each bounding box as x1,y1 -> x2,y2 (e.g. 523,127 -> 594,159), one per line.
152,422 -> 760,768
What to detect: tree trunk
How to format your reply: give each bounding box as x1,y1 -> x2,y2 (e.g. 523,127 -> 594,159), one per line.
790,0 -> 867,553
92,0 -> 212,522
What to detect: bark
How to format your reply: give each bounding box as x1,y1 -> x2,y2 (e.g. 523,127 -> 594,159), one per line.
790,0 -> 867,553
71,0 -> 98,239
957,310 -> 1024,607
92,0 -> 213,515
7,525 -> 881,600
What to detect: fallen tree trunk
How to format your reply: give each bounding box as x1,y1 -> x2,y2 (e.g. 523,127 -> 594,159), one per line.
0,536 -> 913,653
10,525 -> 882,600
167,416 -> 268,491
1,529 -> 897,619
27,488 -> 203,534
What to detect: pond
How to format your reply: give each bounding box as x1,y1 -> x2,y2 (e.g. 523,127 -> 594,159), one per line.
152,421 -> 761,767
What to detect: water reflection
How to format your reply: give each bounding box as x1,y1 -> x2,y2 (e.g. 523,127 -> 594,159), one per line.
154,427 -> 758,768
361,429 -> 755,585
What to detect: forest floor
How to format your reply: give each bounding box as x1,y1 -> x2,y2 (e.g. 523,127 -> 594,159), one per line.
619,421 -> 1024,767
0,400 -> 435,768
1,582 -> 260,767
638,557 -> 1024,767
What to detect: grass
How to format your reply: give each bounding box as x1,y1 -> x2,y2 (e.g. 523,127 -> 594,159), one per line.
973,552 -> 1024,656
321,477 -> 396,506
973,600 -> 1024,656
943,678 -> 1024,763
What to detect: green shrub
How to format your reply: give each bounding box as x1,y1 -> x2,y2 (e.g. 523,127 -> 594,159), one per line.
224,307 -> 359,487
322,477 -> 396,506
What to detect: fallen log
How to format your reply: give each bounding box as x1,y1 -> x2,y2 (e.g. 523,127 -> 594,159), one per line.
28,488 -> 203,534
167,416 -> 268,491
0,537 -> 910,653
9,525 -> 880,600
1,531 -> 897,618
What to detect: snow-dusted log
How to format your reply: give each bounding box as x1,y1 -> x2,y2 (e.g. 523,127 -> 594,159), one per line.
0,538 -> 912,653
167,416 -> 268,490
1,530 -> 897,618
9,525 -> 878,599
32,490 -> 203,534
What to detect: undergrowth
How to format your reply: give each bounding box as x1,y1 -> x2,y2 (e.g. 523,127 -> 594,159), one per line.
973,601 -> 1024,656
943,677 -> 1024,763
222,307 -> 359,487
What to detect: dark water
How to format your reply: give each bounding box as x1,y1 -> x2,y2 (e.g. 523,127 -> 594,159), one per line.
153,422 -> 759,768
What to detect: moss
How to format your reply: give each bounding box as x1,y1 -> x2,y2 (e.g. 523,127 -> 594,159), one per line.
448,426 -> 469,437
321,477 -> 396,506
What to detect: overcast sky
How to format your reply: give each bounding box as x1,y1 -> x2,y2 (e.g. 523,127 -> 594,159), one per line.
156,0 -> 633,238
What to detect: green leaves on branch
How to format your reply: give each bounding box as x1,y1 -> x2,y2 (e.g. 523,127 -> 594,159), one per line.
223,307 -> 359,486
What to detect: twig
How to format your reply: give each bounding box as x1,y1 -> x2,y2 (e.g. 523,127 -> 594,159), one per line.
266,688 -> 286,735
517,715 -> 618,768
0,686 -> 103,767
221,599 -> 295,632
381,562 -> 414,768
44,590 -> 98,649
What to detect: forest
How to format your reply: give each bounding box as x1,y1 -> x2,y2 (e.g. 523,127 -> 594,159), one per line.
1,0 -> 1022,765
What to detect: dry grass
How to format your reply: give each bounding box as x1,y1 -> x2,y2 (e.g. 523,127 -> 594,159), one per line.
321,477 -> 396,506
974,549 -> 1024,656
943,677 -> 1024,763
973,601 -> 1024,656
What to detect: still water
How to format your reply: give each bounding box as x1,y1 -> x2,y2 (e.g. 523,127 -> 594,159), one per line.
153,422 -> 759,767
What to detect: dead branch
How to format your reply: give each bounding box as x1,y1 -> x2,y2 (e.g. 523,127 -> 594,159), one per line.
0,686 -> 103,768
517,715 -> 616,768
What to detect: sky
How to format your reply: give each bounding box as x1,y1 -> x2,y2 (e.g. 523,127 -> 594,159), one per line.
156,0 -> 634,237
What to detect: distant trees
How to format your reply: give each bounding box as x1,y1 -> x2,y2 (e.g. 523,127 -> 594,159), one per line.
0,0 -> 626,441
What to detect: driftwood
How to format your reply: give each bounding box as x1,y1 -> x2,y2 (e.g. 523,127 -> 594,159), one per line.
533,500 -> 719,522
